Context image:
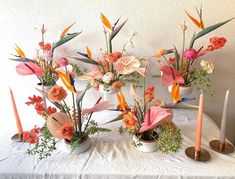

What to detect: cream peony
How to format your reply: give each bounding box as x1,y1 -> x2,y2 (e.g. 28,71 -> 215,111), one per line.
102,72 -> 114,84
200,60 -> 215,74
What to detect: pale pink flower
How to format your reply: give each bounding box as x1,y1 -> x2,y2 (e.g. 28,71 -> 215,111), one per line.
114,56 -> 145,76
139,107 -> 173,133
102,72 -> 114,84
160,66 -> 184,86
81,101 -> 112,116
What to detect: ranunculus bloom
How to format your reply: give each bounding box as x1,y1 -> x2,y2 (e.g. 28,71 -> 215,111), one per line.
145,86 -> 155,102
183,49 -> 198,60
107,52 -> 122,63
102,72 -> 114,84
47,112 -> 74,139
60,124 -> 74,140
59,57 -> 69,67
123,112 -> 137,131
48,85 -> 67,102
39,42 -> 52,51
112,81 -> 123,89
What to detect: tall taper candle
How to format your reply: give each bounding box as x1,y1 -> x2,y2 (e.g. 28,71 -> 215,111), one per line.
195,93 -> 204,152
9,88 -> 23,136
219,89 -> 230,144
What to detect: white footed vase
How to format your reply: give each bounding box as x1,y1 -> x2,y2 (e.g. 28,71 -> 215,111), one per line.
168,85 -> 193,97
63,136 -> 92,155
99,85 -> 118,108
132,135 -> 158,153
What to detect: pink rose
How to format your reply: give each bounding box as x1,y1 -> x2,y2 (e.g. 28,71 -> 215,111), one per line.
183,49 -> 198,60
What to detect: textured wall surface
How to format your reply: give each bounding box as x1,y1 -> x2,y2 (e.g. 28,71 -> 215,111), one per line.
0,0 -> 234,143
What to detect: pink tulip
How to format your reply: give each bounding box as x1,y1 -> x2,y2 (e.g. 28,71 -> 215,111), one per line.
81,101 -> 112,116
16,62 -> 44,78
139,106 -> 173,133
160,66 -> 184,86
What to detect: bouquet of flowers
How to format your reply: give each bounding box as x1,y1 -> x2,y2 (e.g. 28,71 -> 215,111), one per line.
154,6 -> 233,99
23,72 -> 111,160
107,85 -> 182,153
70,13 -> 145,92
10,23 -> 81,87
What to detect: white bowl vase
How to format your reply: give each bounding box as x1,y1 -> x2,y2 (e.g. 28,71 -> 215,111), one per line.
63,136 -> 92,154
168,85 -> 193,97
99,85 -> 119,109
132,135 -> 158,153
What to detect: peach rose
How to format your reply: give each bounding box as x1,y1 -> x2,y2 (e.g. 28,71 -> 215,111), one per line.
107,52 -> 122,63
112,81 -> 123,89
48,85 -> 67,102
123,112 -> 137,131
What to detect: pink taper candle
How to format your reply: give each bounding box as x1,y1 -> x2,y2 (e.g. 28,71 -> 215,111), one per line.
9,88 -> 23,136
195,93 -> 204,152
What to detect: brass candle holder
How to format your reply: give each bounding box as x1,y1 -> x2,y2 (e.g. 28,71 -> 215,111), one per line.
11,133 -> 24,142
185,147 -> 210,162
209,140 -> 234,154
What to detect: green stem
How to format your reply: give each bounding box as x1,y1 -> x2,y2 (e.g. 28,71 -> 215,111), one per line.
181,30 -> 185,66
62,100 -> 71,118
109,35 -> 112,53
162,55 -> 171,67
104,31 -> 109,53
72,92 -> 78,133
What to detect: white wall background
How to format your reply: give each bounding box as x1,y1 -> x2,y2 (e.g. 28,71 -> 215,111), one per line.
0,0 -> 235,143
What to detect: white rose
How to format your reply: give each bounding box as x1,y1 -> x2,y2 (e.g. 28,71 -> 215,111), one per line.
102,72 -> 114,84
200,60 -> 215,74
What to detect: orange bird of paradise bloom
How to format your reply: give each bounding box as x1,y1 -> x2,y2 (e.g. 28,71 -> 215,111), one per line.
185,5 -> 204,30
171,83 -> 180,103
116,91 -> 129,111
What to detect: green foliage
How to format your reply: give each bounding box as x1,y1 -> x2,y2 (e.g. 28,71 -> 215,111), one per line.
157,125 -> 182,153
85,120 -> 111,135
73,64 -> 88,77
118,126 -> 128,134
70,133 -> 81,152
131,138 -> 143,148
188,68 -> 215,96
27,127 -> 57,160
124,72 -> 143,88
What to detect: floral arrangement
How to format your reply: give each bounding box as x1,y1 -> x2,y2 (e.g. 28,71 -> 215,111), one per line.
10,23 -> 81,87
70,13 -> 145,92
23,71 -> 111,159
154,6 -> 233,98
107,85 -> 182,153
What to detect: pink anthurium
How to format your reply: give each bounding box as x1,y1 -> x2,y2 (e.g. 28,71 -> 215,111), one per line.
160,66 -> 184,86
139,106 -> 173,133
81,101 -> 112,116
79,71 -> 103,80
115,56 -> 145,76
16,62 -> 44,78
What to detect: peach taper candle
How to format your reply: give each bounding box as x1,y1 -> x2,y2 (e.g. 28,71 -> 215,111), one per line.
9,88 -> 23,138
195,92 -> 204,152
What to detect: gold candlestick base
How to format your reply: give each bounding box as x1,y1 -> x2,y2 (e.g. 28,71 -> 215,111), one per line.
209,140 -> 234,154
185,147 -> 210,162
11,133 -> 24,142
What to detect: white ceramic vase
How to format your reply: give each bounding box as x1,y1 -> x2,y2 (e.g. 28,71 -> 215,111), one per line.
168,85 -> 193,97
132,135 -> 158,153
63,136 -> 92,154
99,85 -> 118,108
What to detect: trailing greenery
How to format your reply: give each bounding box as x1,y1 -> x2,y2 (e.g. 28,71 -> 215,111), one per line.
188,68 -> 215,96
156,125 -> 182,153
27,127 -> 57,160
85,120 -> 111,135
73,64 -> 88,77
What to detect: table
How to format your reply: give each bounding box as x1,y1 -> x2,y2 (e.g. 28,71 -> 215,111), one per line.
0,109 -> 235,179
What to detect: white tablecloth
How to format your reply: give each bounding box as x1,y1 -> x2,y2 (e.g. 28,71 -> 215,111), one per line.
0,109 -> 235,179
